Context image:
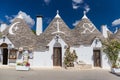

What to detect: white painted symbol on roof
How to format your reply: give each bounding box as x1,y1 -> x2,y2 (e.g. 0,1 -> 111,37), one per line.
81,23 -> 95,34
52,20 -> 65,34
9,22 -> 20,35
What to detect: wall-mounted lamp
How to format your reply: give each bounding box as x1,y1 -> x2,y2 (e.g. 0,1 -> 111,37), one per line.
95,38 -> 99,45
2,36 -> 6,42
8,44 -> 12,49
55,34 -> 59,42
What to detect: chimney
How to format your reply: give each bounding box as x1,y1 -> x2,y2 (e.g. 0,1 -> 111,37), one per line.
0,23 -> 7,32
36,15 -> 43,36
101,25 -> 109,38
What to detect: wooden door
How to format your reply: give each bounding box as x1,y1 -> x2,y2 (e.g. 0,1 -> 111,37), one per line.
53,47 -> 62,66
93,50 -> 101,67
3,48 -> 8,65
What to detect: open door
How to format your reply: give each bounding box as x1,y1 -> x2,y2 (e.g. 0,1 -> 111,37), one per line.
3,48 -> 8,65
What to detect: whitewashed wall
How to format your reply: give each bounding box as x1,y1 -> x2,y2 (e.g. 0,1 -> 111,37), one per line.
0,36 -> 14,47
71,46 -> 93,66
101,51 -> 111,69
33,51 -> 53,68
33,36 -> 67,67
70,39 -> 111,69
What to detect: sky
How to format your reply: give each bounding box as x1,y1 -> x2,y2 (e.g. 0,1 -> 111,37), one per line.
0,0 -> 120,32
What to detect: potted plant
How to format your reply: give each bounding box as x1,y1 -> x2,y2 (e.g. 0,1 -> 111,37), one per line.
103,39 -> 120,73
16,50 -> 30,71
16,61 -> 30,71
64,46 -> 78,69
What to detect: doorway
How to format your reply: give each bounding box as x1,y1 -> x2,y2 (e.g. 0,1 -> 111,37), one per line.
93,50 -> 101,67
0,43 -> 8,65
53,47 -> 62,66
3,48 -> 8,65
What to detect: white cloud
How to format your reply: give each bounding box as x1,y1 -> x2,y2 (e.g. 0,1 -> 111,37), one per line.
72,0 -> 83,4
5,11 -> 35,27
5,15 -> 13,21
112,18 -> 120,26
84,4 -> 90,12
17,11 -> 35,27
73,20 -> 80,26
72,0 -> 91,12
44,0 -> 51,5
72,3 -> 80,9
72,0 -> 83,9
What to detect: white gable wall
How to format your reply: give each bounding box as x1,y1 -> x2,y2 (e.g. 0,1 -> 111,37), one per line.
0,37 -> 14,47
91,39 -> 111,69
70,39 -> 111,69
0,36 -> 14,65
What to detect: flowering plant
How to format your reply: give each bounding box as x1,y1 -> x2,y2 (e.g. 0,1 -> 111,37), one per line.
23,61 -> 30,66
17,62 -> 30,66
25,62 -> 30,66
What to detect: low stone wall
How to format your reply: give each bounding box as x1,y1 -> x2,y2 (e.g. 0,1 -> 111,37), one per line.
75,64 -> 92,69
65,64 -> 92,70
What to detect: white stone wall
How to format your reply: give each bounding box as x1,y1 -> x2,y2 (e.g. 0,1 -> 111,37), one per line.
71,46 -> 94,66
33,36 -> 67,67
33,51 -> 53,68
70,39 -> 111,69
101,51 -> 111,69
0,36 -> 14,47
32,38 -> 112,69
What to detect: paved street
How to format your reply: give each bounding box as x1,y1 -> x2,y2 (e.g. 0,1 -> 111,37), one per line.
0,67 -> 120,80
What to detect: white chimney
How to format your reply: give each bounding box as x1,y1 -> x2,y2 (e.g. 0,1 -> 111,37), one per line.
101,25 -> 109,38
0,23 -> 8,32
36,16 -> 42,36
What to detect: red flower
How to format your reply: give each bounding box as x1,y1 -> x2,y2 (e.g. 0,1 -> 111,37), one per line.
26,62 -> 30,66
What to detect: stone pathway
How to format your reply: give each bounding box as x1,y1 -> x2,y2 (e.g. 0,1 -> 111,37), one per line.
0,67 -> 120,80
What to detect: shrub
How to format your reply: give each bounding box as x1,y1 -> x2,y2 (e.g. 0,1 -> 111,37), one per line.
64,46 -> 78,68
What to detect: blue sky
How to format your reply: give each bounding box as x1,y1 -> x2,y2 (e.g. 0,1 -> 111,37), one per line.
0,0 -> 120,32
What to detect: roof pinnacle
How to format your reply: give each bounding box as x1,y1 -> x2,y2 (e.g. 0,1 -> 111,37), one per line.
17,13 -> 24,19
55,10 -> 61,18
82,11 -> 88,19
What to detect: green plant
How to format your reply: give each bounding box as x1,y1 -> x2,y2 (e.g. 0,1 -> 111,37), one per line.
103,39 -> 120,68
17,62 -> 23,66
64,46 -> 78,68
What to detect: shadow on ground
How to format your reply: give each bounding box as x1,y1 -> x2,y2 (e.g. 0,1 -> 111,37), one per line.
110,72 -> 120,77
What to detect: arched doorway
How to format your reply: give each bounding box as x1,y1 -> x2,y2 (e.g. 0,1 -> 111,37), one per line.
0,43 -> 8,65
53,42 -> 62,66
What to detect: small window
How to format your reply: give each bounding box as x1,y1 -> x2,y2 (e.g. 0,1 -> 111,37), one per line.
9,49 -> 17,59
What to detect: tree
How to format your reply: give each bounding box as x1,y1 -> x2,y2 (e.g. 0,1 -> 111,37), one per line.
103,39 -> 120,68
64,46 -> 78,68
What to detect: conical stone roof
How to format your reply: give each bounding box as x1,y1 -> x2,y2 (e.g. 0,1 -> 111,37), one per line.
3,18 -> 36,49
113,29 -> 120,40
73,17 -> 104,46
36,14 -> 74,50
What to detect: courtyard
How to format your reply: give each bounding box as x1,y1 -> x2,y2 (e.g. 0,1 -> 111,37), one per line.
0,66 -> 120,80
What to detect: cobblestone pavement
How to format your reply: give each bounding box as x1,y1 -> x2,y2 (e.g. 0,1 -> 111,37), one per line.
0,67 -> 120,80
